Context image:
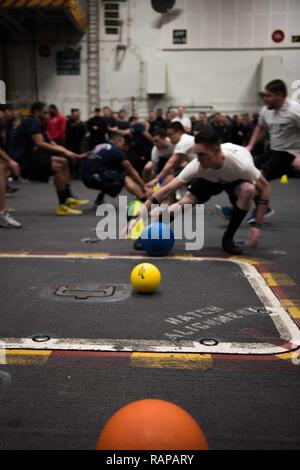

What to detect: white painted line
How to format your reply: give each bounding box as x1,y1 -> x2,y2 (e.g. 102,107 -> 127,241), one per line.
1,256 -> 300,355
0,337 -> 294,355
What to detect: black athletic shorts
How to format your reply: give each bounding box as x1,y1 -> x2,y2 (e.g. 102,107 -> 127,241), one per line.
22,150 -> 53,183
82,170 -> 125,198
254,150 -> 296,181
188,178 -> 250,205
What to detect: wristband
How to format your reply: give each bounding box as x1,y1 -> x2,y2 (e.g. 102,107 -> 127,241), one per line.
256,199 -> 269,206
251,222 -> 262,229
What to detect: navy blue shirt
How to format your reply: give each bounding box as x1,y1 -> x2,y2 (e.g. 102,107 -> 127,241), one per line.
10,115 -> 49,167
82,143 -> 128,176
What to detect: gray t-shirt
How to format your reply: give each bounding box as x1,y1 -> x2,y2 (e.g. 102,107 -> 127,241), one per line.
259,98 -> 300,156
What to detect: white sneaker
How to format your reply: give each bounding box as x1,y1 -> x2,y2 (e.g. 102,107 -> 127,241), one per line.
0,210 -> 22,228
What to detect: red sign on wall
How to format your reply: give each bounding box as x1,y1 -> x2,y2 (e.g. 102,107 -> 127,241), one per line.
272,30 -> 285,43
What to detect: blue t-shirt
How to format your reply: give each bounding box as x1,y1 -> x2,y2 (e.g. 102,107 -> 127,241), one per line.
10,115 -> 48,166
82,143 -> 128,176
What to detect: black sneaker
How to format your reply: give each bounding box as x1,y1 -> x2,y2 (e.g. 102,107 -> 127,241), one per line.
133,238 -> 144,251
222,235 -> 242,255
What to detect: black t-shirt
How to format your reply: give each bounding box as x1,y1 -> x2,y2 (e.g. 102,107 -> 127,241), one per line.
130,122 -> 152,158
211,123 -> 232,143
66,118 -> 86,153
149,117 -> 168,134
192,122 -> 211,134
87,116 -> 108,148
82,143 -> 128,176
10,115 -> 49,167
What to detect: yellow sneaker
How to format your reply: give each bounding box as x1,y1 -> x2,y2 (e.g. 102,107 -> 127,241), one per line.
56,204 -> 82,216
66,197 -> 90,208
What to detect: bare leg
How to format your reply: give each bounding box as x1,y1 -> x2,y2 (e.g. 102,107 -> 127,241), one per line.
292,155 -> 300,172
125,176 -> 144,200
233,182 -> 256,211
52,157 -> 69,192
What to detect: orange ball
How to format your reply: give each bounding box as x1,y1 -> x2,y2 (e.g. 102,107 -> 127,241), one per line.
96,399 -> 208,450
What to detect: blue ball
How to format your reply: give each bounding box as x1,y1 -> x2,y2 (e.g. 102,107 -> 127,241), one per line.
140,222 -> 175,256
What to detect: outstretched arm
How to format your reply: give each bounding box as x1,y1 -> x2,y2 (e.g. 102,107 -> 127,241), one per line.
248,175 -> 271,248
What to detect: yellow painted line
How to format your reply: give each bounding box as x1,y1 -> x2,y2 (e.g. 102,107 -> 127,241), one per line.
262,273 -> 296,287
229,256 -> 267,265
3,350 -> 51,366
66,252 -> 110,258
0,252 -> 29,257
281,300 -> 300,319
131,353 -> 212,369
5,350 -> 50,356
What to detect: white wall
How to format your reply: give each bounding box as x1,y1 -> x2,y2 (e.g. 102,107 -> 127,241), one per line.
98,0 -> 300,116
4,0 -> 300,118
5,26 -> 88,118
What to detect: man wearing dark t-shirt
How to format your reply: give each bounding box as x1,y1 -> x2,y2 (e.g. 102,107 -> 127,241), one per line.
82,133 -> 147,205
86,108 -> 108,150
10,102 -> 88,216
124,116 -> 153,175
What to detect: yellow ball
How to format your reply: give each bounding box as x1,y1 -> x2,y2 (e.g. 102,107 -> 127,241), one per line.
130,263 -> 161,294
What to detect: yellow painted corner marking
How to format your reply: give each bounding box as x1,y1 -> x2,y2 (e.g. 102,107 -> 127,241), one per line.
4,350 -> 51,366
262,273 -> 296,287
131,353 -> 212,369
281,300 -> 300,319
275,351 -> 300,366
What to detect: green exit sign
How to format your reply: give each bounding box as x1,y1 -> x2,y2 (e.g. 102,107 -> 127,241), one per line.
173,29 -> 187,45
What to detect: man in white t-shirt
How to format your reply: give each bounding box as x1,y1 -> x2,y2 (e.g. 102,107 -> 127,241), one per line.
146,121 -> 196,189
143,129 -> 175,183
171,106 -> 192,134
134,128 -> 271,255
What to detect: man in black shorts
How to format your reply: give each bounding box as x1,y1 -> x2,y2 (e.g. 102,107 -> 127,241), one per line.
216,80 -> 300,222
81,133 -> 148,205
245,79 -> 300,221
132,128 -> 271,255
11,102 -> 88,216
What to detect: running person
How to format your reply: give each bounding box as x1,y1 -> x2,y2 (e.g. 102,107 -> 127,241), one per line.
132,128 -> 271,255
215,79 -> 300,222
81,133 -> 148,205
246,79 -> 300,221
